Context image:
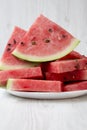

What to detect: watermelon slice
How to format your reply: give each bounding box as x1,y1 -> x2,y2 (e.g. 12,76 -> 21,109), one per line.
46,70 -> 87,82
7,79 -> 62,92
0,67 -> 43,86
42,58 -> 87,73
59,51 -> 83,60
63,81 -> 87,92
12,15 -> 80,62
0,26 -> 37,70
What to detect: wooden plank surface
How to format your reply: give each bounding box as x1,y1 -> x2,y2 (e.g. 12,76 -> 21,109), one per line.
0,89 -> 87,130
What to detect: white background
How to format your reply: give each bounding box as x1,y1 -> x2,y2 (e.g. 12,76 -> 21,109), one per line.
0,0 -> 87,130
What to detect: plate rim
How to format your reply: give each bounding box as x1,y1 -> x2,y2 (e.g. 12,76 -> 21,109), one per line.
7,89 -> 87,99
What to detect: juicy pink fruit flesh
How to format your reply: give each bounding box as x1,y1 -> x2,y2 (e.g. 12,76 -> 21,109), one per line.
12,15 -> 79,62
0,26 -> 37,70
45,70 -> 87,81
7,79 -> 62,92
0,67 -> 43,86
42,58 -> 87,73
59,51 -> 83,60
63,81 -> 87,92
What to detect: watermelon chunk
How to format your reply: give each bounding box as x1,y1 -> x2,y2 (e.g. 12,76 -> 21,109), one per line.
59,51 -> 83,60
63,81 -> 87,92
42,58 -> 87,73
0,26 -> 37,70
7,79 -> 62,92
0,67 -> 43,86
12,15 -> 80,62
46,70 -> 87,82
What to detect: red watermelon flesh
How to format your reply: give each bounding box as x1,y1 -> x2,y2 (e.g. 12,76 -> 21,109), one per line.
42,58 -> 87,74
0,26 -> 37,70
7,79 -> 62,92
63,81 -> 87,92
0,67 -> 43,86
13,15 -> 80,62
46,70 -> 87,82
59,51 -> 83,60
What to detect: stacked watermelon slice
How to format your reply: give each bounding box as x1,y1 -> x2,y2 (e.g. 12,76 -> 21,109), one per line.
0,15 -> 87,92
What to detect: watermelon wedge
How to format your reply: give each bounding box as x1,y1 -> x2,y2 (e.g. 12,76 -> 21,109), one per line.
7,79 -> 62,92
46,70 -> 87,82
63,81 -> 87,92
0,67 -> 43,86
0,26 -> 37,70
59,51 -> 83,60
42,58 -> 87,73
12,15 -> 80,62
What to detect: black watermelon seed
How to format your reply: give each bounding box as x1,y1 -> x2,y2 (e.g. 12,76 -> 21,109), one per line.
31,41 -> 36,45
20,42 -> 24,45
74,59 -> 80,69
74,63 -> 80,69
7,48 -> 11,51
13,39 -> 16,44
62,34 -> 66,38
45,39 -> 50,43
8,43 -> 11,46
48,28 -> 52,32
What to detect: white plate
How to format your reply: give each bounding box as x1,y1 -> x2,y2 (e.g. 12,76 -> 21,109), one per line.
7,90 -> 87,99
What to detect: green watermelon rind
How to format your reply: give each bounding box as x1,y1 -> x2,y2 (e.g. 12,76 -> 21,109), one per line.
12,38 -> 80,62
7,79 -> 13,90
0,62 -> 39,70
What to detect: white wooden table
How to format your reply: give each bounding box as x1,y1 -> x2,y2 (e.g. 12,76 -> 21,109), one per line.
0,0 -> 87,130
0,89 -> 87,130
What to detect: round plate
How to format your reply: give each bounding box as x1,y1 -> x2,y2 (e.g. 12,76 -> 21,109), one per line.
7,90 -> 87,99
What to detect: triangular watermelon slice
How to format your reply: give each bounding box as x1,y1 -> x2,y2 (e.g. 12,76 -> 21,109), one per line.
0,26 -> 37,70
13,15 -> 80,62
